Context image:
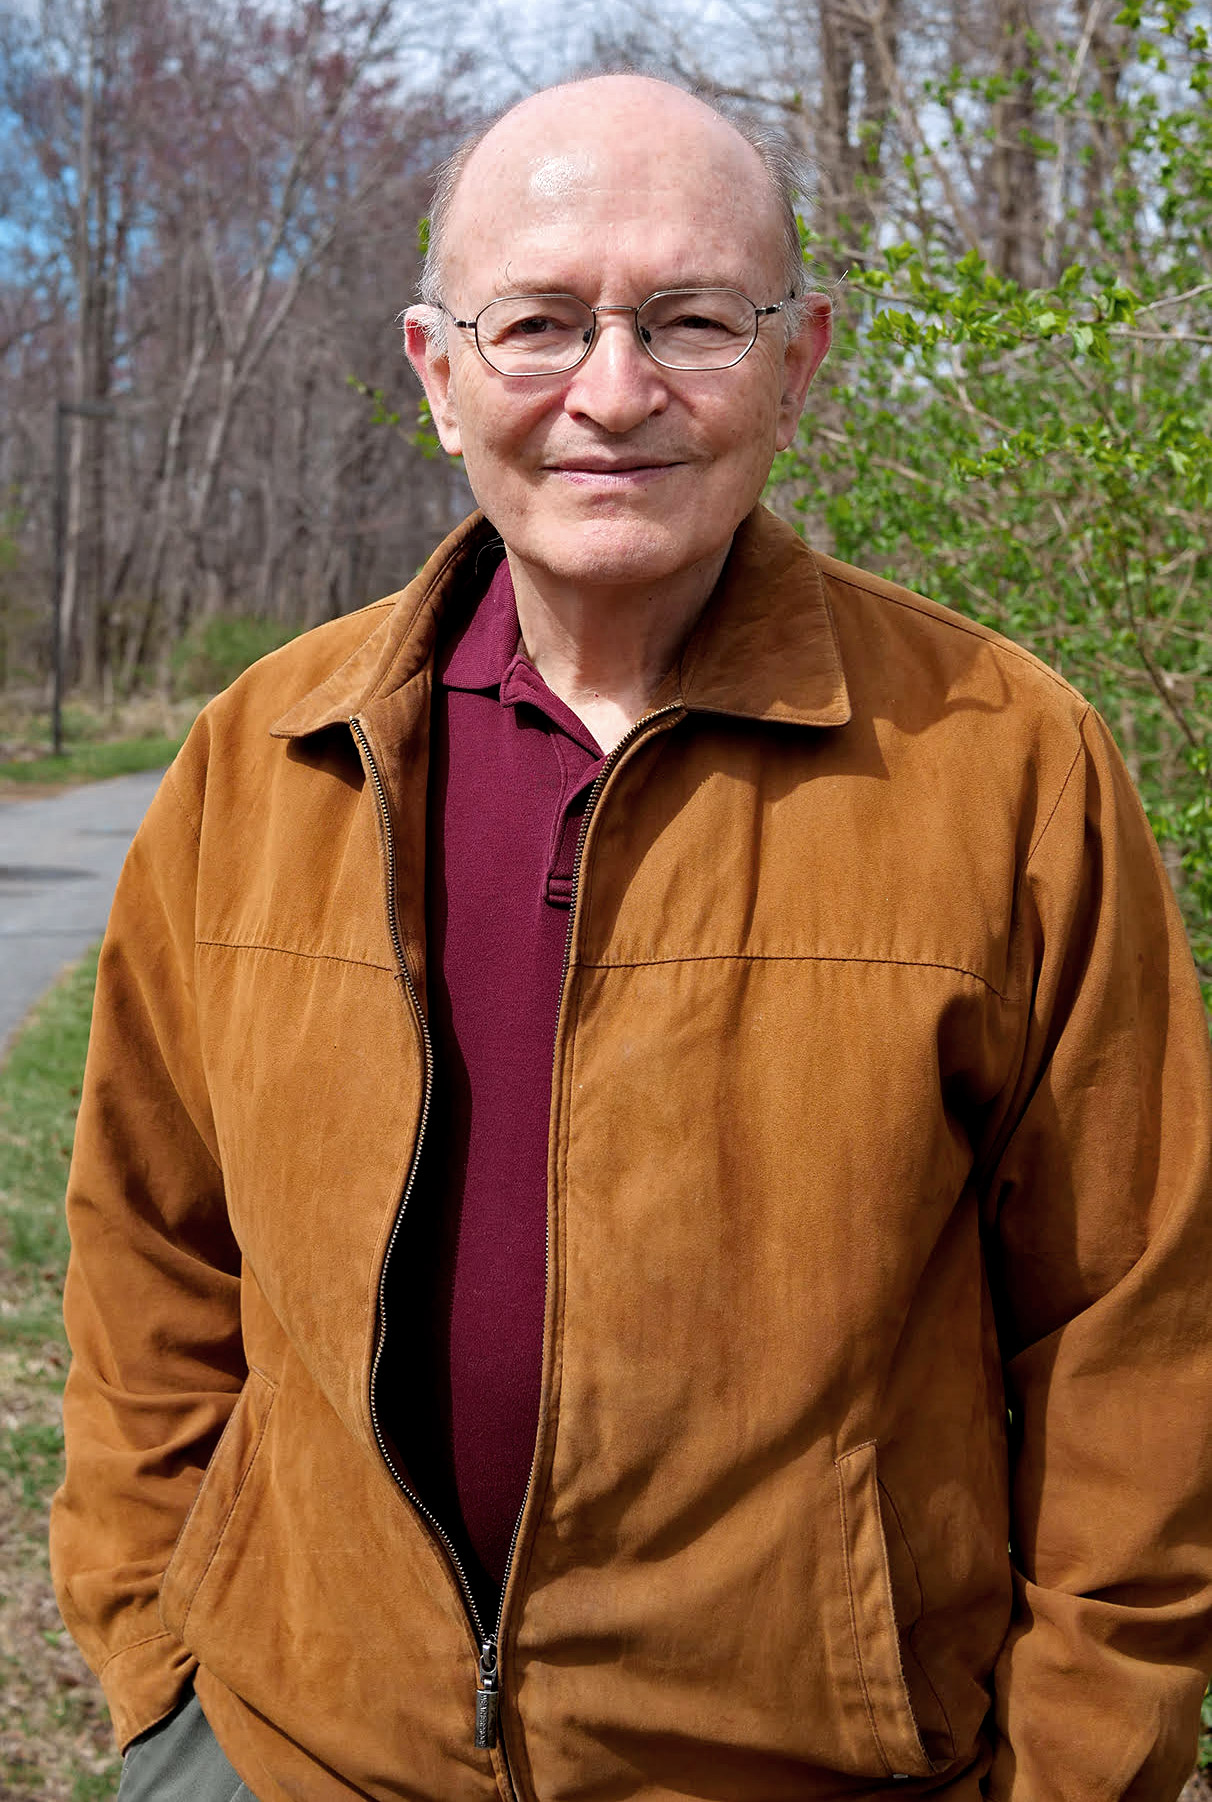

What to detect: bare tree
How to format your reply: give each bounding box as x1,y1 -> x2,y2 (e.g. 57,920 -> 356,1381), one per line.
0,0 -> 477,698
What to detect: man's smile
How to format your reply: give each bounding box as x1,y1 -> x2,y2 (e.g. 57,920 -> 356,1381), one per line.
544,454 -> 683,484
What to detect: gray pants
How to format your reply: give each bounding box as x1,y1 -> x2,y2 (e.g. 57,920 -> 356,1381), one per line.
116,1690 -> 258,1802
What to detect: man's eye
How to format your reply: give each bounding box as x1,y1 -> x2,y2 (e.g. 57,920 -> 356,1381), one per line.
674,312 -> 726,331
510,315 -> 558,336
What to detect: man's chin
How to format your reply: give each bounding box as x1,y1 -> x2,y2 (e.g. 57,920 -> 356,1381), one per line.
512,520 -> 728,596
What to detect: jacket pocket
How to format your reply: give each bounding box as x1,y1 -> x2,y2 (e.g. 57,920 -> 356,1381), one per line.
159,1367 -> 277,1643
835,1440 -> 937,1780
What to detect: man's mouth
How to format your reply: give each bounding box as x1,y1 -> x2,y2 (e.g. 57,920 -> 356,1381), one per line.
547,457 -> 681,482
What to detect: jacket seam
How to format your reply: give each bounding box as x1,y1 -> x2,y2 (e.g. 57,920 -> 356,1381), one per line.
967,715 -> 1093,1196
1024,708 -> 1089,868
98,1629 -> 177,1674
578,950 -> 1012,1003
877,1479 -> 955,1759
162,764 -> 203,848
179,1381 -> 275,1640
864,1471 -> 930,1775
835,1446 -> 894,1775
196,938 -> 395,974
995,709 -> 1089,1041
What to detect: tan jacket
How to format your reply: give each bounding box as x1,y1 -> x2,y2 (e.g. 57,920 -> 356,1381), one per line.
52,508 -> 1212,1802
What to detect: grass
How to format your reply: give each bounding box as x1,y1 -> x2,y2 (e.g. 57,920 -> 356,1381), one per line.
0,950 -> 96,1281
0,949 -> 121,1800
0,696 -> 199,794
0,734 -> 185,789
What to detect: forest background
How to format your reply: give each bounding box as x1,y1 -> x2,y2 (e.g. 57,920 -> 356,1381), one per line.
0,0 -> 1210,1792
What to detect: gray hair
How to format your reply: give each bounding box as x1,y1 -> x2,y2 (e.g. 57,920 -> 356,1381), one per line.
414,72 -> 819,353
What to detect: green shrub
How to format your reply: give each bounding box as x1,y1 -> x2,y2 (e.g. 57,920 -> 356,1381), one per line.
172,614 -> 299,698
775,3 -> 1212,997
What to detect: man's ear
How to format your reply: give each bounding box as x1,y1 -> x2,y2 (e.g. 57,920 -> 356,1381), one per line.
403,308 -> 463,456
775,293 -> 832,451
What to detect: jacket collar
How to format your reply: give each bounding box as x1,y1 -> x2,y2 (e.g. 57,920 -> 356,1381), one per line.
676,505 -> 850,727
271,505 -> 850,740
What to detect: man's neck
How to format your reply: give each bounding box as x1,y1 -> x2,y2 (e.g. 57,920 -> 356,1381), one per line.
506,546 -> 730,754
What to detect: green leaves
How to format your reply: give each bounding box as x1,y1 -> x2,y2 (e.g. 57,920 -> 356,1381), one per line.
853,246 -> 1140,362
774,2 -> 1212,991
349,374 -> 443,459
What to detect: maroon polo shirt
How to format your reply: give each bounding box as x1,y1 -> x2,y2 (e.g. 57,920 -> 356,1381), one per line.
388,557 -> 605,1620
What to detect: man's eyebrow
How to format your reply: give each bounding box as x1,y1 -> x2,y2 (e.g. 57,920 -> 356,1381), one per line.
478,268 -> 577,299
489,278 -> 573,297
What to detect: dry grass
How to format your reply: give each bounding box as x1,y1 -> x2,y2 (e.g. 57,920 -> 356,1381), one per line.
0,696 -> 196,796
0,1321 -> 119,1800
0,955 -> 120,1801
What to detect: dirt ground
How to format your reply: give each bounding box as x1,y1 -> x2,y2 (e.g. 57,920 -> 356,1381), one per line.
0,1277 -> 120,1800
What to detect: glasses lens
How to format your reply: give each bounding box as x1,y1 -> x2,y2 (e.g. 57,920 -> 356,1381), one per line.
637,289 -> 757,369
475,295 -> 594,374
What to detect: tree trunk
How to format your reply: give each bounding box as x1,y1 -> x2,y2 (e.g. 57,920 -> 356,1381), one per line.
992,0 -> 1043,283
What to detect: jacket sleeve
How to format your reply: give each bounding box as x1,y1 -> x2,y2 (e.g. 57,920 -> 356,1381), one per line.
49,746 -> 246,1752
981,706 -> 1212,1798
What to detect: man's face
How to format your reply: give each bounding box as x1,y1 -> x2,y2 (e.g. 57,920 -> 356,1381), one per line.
405,80 -> 831,600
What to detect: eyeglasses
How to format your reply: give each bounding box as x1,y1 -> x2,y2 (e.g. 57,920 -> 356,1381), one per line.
443,288 -> 789,377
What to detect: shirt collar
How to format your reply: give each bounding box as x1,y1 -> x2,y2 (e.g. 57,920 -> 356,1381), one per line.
438,553 -> 604,760
439,554 -> 518,692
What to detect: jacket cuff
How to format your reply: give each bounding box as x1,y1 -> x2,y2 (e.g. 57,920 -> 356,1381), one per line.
99,1632 -> 198,1752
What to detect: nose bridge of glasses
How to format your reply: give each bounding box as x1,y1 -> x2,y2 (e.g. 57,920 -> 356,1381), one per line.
582,304 -> 654,363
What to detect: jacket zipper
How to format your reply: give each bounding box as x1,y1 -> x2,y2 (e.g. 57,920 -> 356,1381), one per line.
352,714 -> 520,1787
554,702 -> 683,1001
351,701 -> 681,1784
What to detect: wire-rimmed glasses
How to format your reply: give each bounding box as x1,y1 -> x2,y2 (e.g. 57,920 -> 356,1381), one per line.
443,288 -> 788,376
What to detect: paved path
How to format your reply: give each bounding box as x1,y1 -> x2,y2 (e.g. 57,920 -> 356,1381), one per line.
0,768 -> 165,1055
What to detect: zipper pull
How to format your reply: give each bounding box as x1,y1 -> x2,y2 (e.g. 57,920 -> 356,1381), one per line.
475,1636 -> 500,1749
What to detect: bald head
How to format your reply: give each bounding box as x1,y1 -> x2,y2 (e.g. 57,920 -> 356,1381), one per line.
401,68 -> 833,644
419,75 -> 811,329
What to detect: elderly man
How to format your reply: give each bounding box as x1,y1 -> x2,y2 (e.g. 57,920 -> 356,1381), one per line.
52,72 -> 1212,1802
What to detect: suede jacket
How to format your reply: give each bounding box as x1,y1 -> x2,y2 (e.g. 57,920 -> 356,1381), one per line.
51,507 -> 1212,1802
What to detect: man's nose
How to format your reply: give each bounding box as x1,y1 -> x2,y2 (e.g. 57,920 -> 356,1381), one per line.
562,309 -> 669,432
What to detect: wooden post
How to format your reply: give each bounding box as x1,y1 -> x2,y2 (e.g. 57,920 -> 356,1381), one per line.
52,398 -> 117,756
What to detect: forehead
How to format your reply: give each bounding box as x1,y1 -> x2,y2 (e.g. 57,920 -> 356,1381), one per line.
442,84 -> 785,301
